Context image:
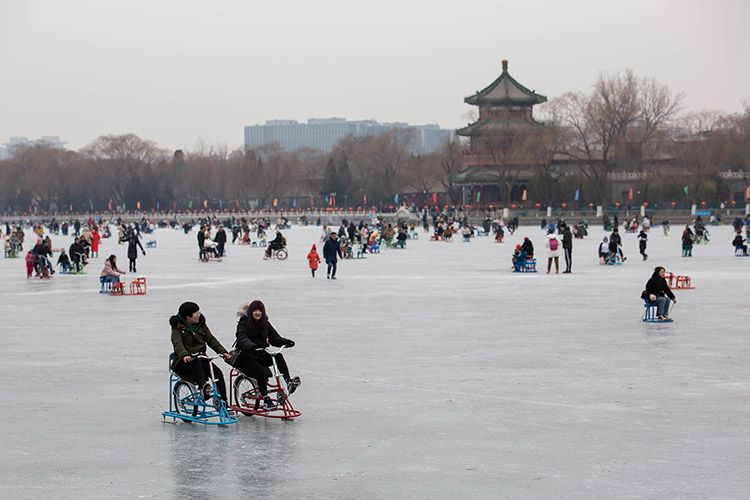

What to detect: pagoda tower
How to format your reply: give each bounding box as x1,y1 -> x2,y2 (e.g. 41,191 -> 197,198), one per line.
453,59 -> 547,204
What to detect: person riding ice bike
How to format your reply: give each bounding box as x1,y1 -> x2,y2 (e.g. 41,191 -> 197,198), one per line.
170,301 -> 232,404
233,300 -> 300,411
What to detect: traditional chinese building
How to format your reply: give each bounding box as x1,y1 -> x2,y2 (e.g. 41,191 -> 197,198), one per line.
452,60 -> 547,205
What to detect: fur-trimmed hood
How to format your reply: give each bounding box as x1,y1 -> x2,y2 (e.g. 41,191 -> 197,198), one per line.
236,300 -> 267,319
169,314 -> 206,328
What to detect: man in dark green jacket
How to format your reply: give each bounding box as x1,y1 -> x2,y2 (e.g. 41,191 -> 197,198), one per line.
170,301 -> 231,402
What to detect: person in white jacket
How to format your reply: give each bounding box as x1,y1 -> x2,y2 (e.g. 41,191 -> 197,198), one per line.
545,232 -> 560,273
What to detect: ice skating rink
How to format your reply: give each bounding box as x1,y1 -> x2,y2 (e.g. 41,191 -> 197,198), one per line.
1,223 -> 748,499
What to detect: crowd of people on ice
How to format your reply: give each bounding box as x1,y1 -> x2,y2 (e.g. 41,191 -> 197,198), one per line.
3,210 -> 750,286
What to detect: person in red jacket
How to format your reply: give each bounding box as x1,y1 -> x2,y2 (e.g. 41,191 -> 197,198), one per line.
306,244 -> 321,277
91,227 -> 101,258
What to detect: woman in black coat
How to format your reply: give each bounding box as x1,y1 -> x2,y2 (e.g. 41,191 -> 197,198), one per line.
644,266 -> 676,320
234,300 -> 300,410
125,229 -> 146,272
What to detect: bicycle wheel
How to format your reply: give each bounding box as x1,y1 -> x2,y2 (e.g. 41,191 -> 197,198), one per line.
173,381 -> 199,418
233,376 -> 260,412
276,248 -> 288,261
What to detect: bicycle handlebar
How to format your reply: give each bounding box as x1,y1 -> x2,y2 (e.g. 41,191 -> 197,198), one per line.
256,346 -> 285,354
189,353 -> 224,361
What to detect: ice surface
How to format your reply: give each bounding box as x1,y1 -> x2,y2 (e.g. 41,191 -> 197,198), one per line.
1,222 -> 749,499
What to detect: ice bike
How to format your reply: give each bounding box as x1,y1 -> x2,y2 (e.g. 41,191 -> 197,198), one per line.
162,353 -> 238,425
229,346 -> 301,420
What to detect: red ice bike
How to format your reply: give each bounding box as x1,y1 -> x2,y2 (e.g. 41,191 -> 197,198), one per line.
229,346 -> 301,420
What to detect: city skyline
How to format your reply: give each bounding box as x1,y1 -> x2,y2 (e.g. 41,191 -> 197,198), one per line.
1,0 -> 748,151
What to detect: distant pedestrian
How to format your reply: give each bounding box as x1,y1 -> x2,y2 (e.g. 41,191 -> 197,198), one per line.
681,225 -> 694,257
214,226 -> 227,257
306,244 -> 321,277
125,229 -> 146,272
638,229 -> 648,260
545,231 -> 560,274
561,224 -> 573,273
323,233 -> 343,280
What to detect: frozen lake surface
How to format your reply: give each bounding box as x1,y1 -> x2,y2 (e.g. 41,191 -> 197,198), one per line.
1,222 -> 748,499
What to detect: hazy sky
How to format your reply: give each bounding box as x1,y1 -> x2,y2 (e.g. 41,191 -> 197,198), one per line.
2,0 -> 748,151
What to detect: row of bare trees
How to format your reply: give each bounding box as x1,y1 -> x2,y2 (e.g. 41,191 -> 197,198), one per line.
2,71 -> 749,213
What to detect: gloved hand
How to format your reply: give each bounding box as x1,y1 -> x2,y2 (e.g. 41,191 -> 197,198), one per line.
284,340 -> 295,348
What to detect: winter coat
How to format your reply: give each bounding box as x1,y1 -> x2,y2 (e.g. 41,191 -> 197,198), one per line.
91,231 -> 101,252
545,234 -> 561,258
307,249 -> 321,270
323,238 -> 342,263
235,315 -> 291,356
100,259 -> 124,277
638,231 -> 648,249
682,232 -> 693,247
214,229 -> 227,244
520,239 -> 534,258
69,242 -> 84,260
127,236 -> 144,259
561,227 -> 572,250
170,314 -> 227,367
644,274 -> 675,302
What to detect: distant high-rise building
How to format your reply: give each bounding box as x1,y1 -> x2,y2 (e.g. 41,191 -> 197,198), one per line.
244,118 -> 453,154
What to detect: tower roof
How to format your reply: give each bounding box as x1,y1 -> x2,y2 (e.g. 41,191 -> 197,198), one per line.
464,60 -> 547,106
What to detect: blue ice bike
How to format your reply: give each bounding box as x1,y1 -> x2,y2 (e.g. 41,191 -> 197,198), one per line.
162,353 -> 238,426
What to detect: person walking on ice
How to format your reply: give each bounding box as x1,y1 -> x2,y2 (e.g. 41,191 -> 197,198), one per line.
323,232 -> 343,280
638,228 -> 648,260
307,244 -> 321,277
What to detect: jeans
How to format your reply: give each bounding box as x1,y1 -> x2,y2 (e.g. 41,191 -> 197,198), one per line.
655,296 -> 671,316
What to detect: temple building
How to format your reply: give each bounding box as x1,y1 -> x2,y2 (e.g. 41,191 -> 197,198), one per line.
452,60 -> 547,204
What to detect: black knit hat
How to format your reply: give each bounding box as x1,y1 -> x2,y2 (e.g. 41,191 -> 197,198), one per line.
178,301 -> 200,318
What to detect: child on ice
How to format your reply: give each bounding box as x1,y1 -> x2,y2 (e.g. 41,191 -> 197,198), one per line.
307,244 -> 321,277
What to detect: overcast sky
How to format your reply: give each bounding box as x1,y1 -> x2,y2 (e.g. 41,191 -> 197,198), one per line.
1,0 -> 748,151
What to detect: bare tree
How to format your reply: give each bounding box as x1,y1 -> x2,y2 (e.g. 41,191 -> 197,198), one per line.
437,138 -> 463,204
80,134 -> 166,207
674,111 -> 727,203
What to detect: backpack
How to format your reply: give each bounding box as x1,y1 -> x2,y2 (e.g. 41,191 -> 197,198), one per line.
549,237 -> 558,251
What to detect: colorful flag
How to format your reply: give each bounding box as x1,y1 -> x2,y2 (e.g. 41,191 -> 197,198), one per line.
521,189 -> 527,202
136,201 -> 141,210
683,186 -> 689,197
574,189 -> 580,201
432,192 -> 437,205
273,197 -> 278,207
394,193 -> 399,205
203,199 -> 208,208
628,188 -> 633,201
476,191 -> 481,203
363,193 -> 367,205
